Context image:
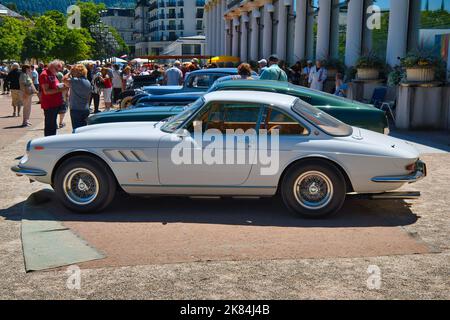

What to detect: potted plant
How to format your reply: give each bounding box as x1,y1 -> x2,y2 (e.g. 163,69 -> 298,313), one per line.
400,52 -> 439,82
324,58 -> 344,79
355,54 -> 384,80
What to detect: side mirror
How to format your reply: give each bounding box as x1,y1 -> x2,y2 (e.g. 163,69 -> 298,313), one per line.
175,128 -> 190,138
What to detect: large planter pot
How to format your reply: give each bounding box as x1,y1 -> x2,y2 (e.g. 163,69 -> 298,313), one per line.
406,67 -> 435,82
356,68 -> 380,80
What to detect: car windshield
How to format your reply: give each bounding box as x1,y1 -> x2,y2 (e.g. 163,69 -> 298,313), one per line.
292,99 -> 353,137
161,98 -> 205,133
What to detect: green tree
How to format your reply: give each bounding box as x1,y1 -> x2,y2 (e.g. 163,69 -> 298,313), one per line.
51,27 -> 94,63
76,0 -> 106,29
21,15 -> 59,62
0,17 -> 29,62
43,10 -> 66,27
109,26 -> 129,56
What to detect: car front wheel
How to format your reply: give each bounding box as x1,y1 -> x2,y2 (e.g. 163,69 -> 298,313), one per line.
54,156 -> 116,213
281,160 -> 346,218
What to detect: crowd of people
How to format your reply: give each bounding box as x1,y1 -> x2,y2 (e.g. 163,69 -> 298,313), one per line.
0,55 -> 348,137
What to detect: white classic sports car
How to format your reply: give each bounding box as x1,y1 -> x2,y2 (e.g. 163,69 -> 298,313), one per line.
12,91 -> 427,218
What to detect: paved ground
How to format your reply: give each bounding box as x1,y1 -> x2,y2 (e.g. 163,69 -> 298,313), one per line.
0,94 -> 449,299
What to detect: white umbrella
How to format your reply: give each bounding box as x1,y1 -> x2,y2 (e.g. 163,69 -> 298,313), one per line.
77,59 -> 96,64
107,57 -> 127,63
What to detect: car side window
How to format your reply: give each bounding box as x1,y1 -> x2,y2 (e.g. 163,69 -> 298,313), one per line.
190,75 -> 210,88
186,102 -> 262,133
261,107 -> 309,135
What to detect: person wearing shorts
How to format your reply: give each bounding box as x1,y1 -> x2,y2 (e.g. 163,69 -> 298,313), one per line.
100,67 -> 113,111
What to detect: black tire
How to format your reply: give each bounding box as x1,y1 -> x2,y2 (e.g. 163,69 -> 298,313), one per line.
281,160 -> 346,218
54,156 -> 116,213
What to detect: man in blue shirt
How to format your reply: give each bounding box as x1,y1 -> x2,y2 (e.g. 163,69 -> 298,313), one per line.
259,55 -> 288,82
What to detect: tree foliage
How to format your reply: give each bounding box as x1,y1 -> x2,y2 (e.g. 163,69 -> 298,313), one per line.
0,17 -> 29,61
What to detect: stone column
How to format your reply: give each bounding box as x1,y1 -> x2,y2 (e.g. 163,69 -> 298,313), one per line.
316,0 -> 332,60
232,16 -> 240,58
262,2 -> 274,59
276,0 -> 289,60
306,1 -> 315,59
250,7 -> 261,61
240,11 -> 249,62
216,0 -> 222,55
386,0 -> 409,66
220,0 -> 226,55
294,0 -> 308,61
362,0 -> 373,53
345,0 -> 364,66
329,0 -> 340,58
225,18 -> 231,56
204,7 -> 210,55
408,0 -> 421,52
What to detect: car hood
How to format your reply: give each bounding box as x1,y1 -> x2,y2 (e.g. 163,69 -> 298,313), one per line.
31,122 -> 166,149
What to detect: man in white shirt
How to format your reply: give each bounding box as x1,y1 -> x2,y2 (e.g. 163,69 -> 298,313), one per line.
164,61 -> 183,85
308,60 -> 328,91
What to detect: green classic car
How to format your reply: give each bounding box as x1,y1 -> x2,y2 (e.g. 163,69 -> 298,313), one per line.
88,80 -> 388,134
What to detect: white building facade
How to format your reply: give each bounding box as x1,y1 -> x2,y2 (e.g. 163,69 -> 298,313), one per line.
101,8 -> 136,54
134,0 -> 206,57
204,0 -> 450,68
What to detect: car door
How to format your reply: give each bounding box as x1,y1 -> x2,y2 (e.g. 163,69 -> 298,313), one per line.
158,101 -> 263,186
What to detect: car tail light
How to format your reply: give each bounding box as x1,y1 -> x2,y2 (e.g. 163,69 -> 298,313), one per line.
34,146 -> 45,151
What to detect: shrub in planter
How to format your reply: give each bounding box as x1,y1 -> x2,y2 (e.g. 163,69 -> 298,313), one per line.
400,52 -> 441,82
355,54 -> 384,80
387,66 -> 405,87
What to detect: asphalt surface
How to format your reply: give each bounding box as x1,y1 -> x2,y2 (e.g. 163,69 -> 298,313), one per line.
0,94 -> 449,299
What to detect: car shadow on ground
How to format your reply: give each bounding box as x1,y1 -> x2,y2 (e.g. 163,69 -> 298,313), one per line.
0,189 -> 420,228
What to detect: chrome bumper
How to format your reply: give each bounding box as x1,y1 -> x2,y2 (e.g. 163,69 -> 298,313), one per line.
11,165 -> 47,177
371,160 -> 427,183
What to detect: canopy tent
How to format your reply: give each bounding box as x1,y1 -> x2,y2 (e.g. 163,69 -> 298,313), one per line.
107,57 -> 127,63
210,56 -> 240,64
76,59 -> 96,64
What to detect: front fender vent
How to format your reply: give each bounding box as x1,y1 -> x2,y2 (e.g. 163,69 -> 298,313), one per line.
103,149 -> 150,163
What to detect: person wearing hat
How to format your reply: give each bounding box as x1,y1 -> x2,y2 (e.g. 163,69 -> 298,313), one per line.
6,63 -> 23,117
301,60 -> 313,87
189,58 -> 200,72
259,55 -> 288,82
258,59 -> 268,74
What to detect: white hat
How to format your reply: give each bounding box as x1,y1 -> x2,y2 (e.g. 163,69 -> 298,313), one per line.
258,59 -> 267,65
12,62 -> 20,69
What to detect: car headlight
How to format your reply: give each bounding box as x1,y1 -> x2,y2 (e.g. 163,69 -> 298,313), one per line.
26,140 -> 31,153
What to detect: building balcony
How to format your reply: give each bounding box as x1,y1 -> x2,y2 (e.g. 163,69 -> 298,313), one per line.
196,0 -> 205,6
178,24 -> 184,30
149,3 -> 157,10
177,1 -> 184,6
158,13 -> 165,19
167,1 -> 177,7
159,25 -> 166,30
178,12 -> 184,18
196,12 -> 203,18
166,12 -> 176,19
167,24 -> 176,30
158,1 -> 165,7
196,23 -> 203,30
149,15 -> 158,22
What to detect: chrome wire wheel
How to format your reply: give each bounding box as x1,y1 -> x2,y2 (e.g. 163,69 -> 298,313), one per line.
63,168 -> 99,206
293,171 -> 334,210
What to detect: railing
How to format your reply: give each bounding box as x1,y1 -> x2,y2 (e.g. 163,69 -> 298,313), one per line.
158,1 -> 165,7
196,0 -> 205,6
178,12 -> 184,18
158,13 -> 165,19
196,23 -> 203,30
178,24 -> 184,30
166,12 -> 176,18
167,1 -> 177,6
177,1 -> 184,6
167,24 -> 177,30
149,15 -> 158,22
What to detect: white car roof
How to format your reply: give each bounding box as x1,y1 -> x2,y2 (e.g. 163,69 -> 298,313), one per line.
203,90 -> 298,110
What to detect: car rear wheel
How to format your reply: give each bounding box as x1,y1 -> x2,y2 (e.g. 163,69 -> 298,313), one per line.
54,156 -> 116,213
281,160 -> 346,218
